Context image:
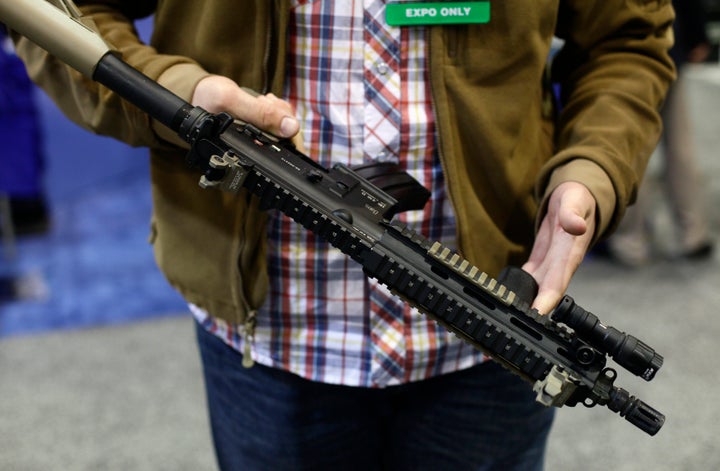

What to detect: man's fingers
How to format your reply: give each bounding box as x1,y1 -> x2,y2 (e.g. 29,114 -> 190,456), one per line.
532,289 -> 563,316
522,182 -> 598,315
235,90 -> 299,138
192,76 -> 299,138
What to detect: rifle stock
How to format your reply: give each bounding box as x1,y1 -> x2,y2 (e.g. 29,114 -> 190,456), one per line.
0,0 -> 665,435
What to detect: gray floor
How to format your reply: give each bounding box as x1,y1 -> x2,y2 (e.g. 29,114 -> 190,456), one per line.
2,65 -> 720,470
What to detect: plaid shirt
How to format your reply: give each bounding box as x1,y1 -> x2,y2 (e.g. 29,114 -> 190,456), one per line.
194,0 -> 485,387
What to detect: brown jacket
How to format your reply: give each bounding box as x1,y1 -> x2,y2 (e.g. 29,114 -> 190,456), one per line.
14,0 -> 675,325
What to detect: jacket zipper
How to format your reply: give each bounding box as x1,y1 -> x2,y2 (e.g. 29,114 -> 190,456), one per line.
242,309 -> 257,368
426,27 -> 461,249
239,4 -> 276,369
236,188 -> 258,369
261,4 -> 274,93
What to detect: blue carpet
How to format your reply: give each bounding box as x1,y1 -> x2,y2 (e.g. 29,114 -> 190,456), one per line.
0,89 -> 187,338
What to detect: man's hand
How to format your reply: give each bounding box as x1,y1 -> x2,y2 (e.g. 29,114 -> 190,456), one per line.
191,75 -> 299,138
522,182 -> 597,315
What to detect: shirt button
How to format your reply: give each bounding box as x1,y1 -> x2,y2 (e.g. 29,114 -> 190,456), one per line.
376,61 -> 389,75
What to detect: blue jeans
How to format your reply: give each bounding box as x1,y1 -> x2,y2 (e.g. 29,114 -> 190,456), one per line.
195,322 -> 555,471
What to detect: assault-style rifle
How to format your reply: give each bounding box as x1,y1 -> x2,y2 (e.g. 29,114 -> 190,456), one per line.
0,0 -> 665,435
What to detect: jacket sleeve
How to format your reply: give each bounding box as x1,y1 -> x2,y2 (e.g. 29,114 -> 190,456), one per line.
542,0 -> 676,239
11,0 -> 209,148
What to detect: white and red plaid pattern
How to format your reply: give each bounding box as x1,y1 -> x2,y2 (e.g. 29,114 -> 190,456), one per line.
194,0 -> 485,387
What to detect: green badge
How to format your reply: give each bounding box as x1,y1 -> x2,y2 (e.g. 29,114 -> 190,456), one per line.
386,2 -> 490,26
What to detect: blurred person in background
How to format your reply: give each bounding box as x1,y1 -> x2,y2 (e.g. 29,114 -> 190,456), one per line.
607,0 -> 714,266
0,24 -> 49,236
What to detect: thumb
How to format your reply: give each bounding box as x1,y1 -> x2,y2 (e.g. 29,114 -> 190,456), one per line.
556,184 -> 595,236
559,205 -> 588,236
